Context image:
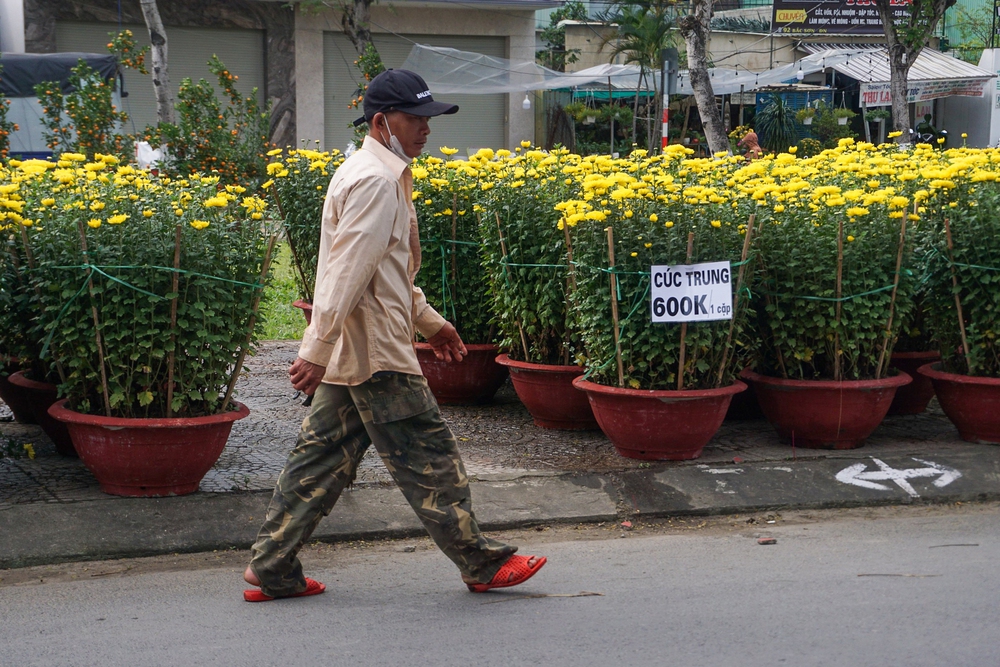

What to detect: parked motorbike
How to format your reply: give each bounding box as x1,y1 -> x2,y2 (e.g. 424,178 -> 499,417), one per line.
910,127 -> 947,147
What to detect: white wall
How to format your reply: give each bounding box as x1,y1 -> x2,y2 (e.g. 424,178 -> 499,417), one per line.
0,0 -> 25,53
295,2 -> 537,150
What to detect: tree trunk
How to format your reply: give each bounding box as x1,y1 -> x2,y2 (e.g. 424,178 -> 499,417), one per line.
341,0 -> 374,57
679,0 -> 729,155
873,0 -> 955,145
632,67 -> 642,146
888,45 -> 913,141
139,0 -> 173,125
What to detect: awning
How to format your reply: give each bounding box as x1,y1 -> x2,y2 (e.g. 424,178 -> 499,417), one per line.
797,44 -> 995,106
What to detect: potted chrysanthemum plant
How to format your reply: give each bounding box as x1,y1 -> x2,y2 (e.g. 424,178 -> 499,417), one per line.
478,144 -> 597,429
412,147 -> 507,404
745,139 -> 918,449
918,163 -> 1000,443
567,147 -> 754,460
18,153 -> 278,496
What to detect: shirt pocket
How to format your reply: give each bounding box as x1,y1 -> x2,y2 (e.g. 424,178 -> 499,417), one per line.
369,385 -> 436,424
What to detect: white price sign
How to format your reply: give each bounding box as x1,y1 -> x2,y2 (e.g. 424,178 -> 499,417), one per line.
651,261 -> 733,323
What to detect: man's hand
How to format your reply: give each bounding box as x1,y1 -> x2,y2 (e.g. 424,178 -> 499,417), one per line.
289,357 -> 326,395
426,322 -> 467,363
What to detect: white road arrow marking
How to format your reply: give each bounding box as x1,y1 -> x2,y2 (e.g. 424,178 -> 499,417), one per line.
835,458 -> 962,498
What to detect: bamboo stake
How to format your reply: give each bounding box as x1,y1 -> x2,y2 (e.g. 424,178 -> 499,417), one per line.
17,227 -> 67,382
943,217 -> 971,373
17,224 -> 66,383
754,237 -> 788,378
493,212 -> 530,361
6,243 -> 25,287
222,233 -> 279,412
677,232 -> 695,390
875,213 -> 908,379
563,222 -> 577,365
269,185 -> 312,303
716,214 -> 756,387
165,225 -> 182,418
833,217 -> 845,381
450,193 -> 459,289
17,224 -> 36,270
563,222 -> 578,293
607,226 -> 624,387
77,221 -> 112,417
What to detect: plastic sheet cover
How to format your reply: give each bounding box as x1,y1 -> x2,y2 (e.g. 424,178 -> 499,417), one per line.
402,44 -> 883,96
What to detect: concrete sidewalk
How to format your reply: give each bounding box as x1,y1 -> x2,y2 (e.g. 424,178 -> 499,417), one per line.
2,342 -> 999,569
3,447 -> 1000,569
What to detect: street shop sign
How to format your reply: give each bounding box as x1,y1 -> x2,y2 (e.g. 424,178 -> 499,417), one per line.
860,78 -> 992,107
771,0 -> 911,36
651,261 -> 733,323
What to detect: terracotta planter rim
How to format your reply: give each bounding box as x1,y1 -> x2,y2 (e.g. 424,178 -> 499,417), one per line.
495,354 -> 586,374
917,362 -> 1000,386
48,399 -> 250,429
573,376 -> 747,399
891,350 -> 940,360
292,299 -> 312,309
415,342 -> 498,353
741,368 -> 911,391
7,369 -> 56,391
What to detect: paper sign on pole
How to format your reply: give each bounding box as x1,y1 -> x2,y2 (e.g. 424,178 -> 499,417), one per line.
651,261 -> 733,323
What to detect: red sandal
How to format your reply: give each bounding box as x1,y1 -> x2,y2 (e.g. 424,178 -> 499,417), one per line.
243,577 -> 326,602
466,555 -> 547,593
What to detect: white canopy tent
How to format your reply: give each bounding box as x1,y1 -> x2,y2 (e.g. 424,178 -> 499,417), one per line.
402,44 -> 868,96
402,43 -> 995,101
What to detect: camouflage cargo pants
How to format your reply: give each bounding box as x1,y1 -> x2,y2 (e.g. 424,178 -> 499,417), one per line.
249,372 -> 516,597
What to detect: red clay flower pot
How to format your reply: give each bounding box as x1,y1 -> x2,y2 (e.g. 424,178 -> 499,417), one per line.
0,358 -> 37,424
8,371 -> 76,457
415,343 -> 508,405
292,299 -> 313,325
572,376 -> 746,460
495,354 -> 598,430
918,363 -> 1000,444
741,369 -> 911,450
888,351 -> 940,415
47,400 -> 250,497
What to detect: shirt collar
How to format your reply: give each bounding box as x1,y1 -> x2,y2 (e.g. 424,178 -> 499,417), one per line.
362,135 -> 410,178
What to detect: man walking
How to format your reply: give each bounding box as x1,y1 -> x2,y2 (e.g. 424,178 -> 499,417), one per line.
243,69 -> 546,602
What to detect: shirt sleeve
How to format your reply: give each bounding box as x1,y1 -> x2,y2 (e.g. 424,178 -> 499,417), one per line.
298,174 -> 397,367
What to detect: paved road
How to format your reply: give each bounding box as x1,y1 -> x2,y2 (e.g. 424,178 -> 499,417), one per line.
2,504 -> 998,667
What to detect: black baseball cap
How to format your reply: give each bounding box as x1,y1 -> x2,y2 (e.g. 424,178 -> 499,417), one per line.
352,69 -> 459,127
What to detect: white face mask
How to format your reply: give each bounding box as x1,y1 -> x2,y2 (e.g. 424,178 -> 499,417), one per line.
378,116 -> 411,162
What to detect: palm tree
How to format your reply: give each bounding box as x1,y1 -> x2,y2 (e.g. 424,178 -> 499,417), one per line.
600,0 -> 680,151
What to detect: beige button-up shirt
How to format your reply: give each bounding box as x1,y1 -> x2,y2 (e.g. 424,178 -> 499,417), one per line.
298,136 -> 447,385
